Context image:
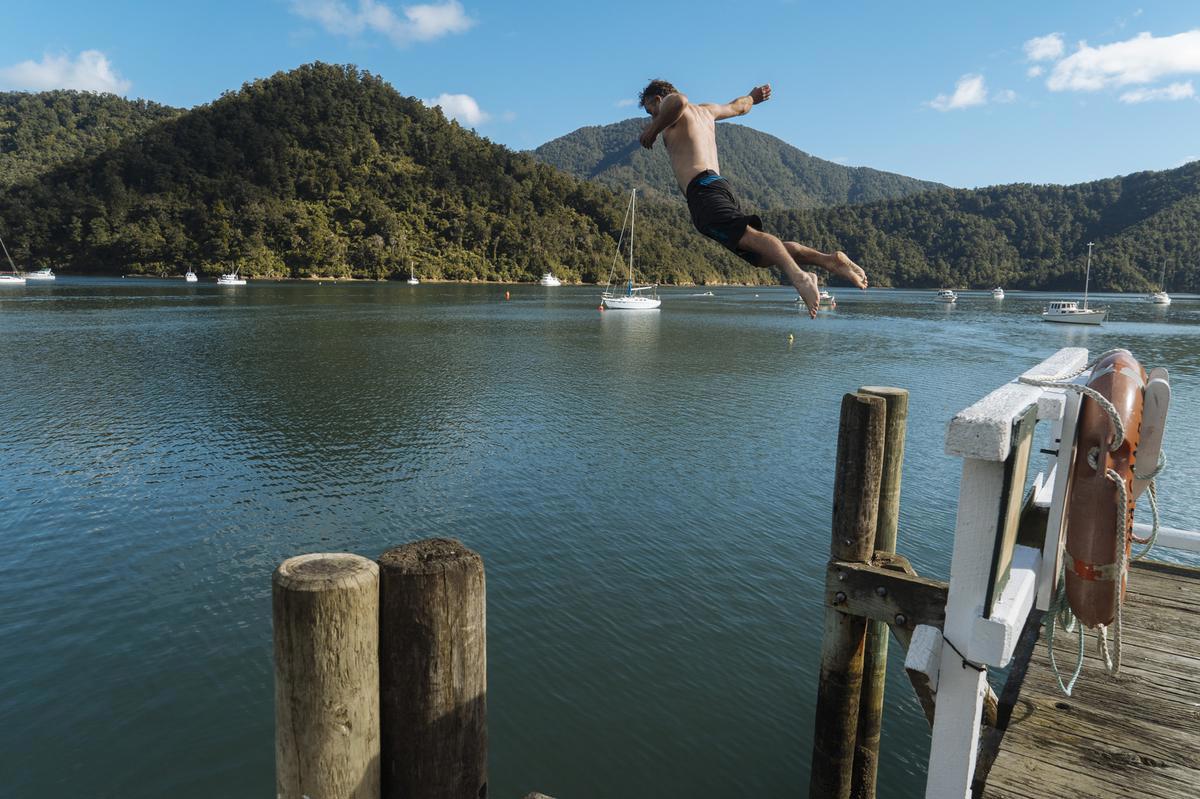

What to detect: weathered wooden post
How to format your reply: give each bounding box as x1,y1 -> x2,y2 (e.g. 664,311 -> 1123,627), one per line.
273,553 -> 381,799
852,386 -> 909,799
810,392 -> 886,799
378,538 -> 487,799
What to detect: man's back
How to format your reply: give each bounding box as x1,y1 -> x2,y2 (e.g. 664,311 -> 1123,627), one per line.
661,104 -> 721,194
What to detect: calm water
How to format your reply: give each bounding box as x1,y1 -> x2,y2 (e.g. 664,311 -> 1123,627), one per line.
1,278 -> 1197,798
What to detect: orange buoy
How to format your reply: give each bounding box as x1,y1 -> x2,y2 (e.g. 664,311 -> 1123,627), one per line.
1064,349 -> 1146,627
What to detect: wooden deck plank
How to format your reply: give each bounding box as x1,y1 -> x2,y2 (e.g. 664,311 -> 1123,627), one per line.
977,561 -> 1200,799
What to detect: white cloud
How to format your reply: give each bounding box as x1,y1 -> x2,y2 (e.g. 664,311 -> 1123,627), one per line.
1027,65 -> 1044,78
0,50 -> 130,94
425,93 -> 489,125
928,74 -> 988,111
1179,155 -> 1198,166
1047,30 -> 1200,91
290,0 -> 475,46
1119,81 -> 1195,103
994,89 -> 1017,103
615,98 -> 635,108
1025,33 -> 1065,62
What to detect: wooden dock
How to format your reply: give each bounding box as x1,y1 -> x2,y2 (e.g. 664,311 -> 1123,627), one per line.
976,559 -> 1200,799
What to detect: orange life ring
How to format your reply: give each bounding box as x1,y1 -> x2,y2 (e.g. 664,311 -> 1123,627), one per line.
1064,349 -> 1146,628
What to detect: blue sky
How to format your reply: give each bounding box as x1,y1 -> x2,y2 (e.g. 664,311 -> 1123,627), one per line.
3,1 -> 1197,188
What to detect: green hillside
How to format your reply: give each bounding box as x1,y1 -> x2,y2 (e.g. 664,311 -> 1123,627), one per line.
531,117 -> 945,210
0,91 -> 182,187
0,64 -> 767,284
0,63 -> 1196,292
765,165 -> 1200,291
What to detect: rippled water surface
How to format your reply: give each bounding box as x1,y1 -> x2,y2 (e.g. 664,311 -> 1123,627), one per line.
2,279 -> 1197,797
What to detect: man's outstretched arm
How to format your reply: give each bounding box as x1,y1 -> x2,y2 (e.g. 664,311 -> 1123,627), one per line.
702,84 -> 771,121
639,93 -> 688,149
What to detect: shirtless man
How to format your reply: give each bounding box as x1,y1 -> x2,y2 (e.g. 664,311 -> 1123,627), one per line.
638,79 -> 868,317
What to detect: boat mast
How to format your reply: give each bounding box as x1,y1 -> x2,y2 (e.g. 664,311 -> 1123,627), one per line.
0,233 -> 19,275
1083,242 -> 1093,310
628,189 -> 635,296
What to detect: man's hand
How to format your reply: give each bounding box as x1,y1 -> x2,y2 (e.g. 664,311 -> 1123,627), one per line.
639,125 -> 657,149
749,84 -> 772,105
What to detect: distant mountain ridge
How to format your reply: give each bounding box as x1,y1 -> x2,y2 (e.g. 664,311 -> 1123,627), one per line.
531,117 -> 945,210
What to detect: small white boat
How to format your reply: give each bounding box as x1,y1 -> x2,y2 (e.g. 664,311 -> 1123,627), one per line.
539,271 -> 562,287
992,287 -> 1005,299
935,289 -> 957,303
1041,300 -> 1106,325
26,268 -> 55,281
407,266 -> 420,285
185,268 -> 198,283
601,189 -> 660,311
217,269 -> 247,286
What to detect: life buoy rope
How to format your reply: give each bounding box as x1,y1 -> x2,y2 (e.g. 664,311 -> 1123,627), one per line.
1017,349 -> 1168,691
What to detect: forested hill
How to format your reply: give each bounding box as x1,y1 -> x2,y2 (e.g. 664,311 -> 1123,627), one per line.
531,118 -> 945,210
764,162 -> 1200,291
0,63 -> 1197,291
0,64 -> 765,284
0,91 -> 182,187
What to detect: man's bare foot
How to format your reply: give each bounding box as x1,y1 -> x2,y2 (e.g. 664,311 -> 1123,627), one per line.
792,269 -> 819,319
830,251 -> 869,290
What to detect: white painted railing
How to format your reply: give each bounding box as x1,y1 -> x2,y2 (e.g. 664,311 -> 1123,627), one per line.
916,346 -> 1195,797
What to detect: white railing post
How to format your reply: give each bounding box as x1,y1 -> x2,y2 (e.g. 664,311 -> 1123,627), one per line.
926,347 -> 1088,798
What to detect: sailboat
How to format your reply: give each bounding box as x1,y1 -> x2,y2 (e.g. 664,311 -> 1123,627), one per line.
184,268 -> 198,282
601,189 -> 660,310
1041,242 -> 1106,324
0,233 -> 26,285
407,265 -> 420,285
992,255 -> 1004,298
1147,260 -> 1170,305
26,268 -> 56,281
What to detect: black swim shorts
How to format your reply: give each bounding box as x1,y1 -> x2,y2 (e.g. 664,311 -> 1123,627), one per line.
685,170 -> 763,265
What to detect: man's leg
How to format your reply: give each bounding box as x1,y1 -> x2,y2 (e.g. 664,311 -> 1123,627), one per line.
736,227 -> 820,318
784,242 -> 868,289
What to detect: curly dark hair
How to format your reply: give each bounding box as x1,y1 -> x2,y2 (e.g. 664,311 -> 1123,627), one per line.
638,79 -> 678,110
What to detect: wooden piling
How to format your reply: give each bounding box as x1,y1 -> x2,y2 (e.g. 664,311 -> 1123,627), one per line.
273,553 -> 380,799
378,538 -> 487,799
810,393 -> 886,799
852,387 -> 909,799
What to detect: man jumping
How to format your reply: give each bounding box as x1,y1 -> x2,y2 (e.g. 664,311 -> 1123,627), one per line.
638,79 -> 868,317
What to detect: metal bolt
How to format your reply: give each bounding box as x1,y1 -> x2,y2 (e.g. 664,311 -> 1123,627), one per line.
834,592 -> 847,605
895,614 -> 908,627
875,586 -> 888,598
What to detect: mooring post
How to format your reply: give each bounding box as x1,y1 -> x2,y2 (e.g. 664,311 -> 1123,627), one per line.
852,386 -> 909,799
378,538 -> 487,799
273,553 -> 381,799
810,392 -> 886,799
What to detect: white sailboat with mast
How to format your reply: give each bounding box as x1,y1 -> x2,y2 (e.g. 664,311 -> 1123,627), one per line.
1148,260 -> 1170,305
0,233 -> 26,286
602,189 -> 660,310
1041,241 -> 1106,324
